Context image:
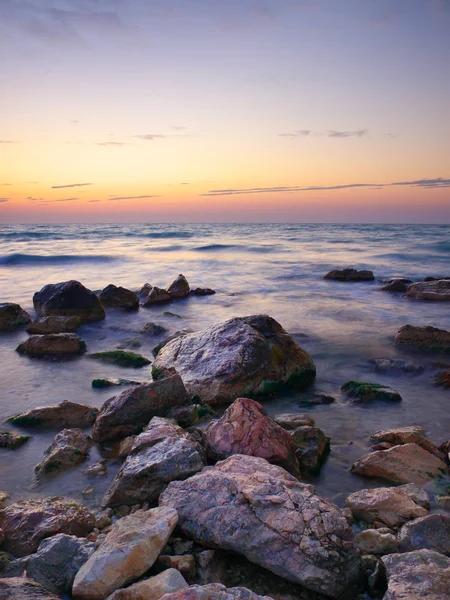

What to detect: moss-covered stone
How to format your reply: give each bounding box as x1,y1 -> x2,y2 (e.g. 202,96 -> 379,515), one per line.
92,378 -> 142,389
0,431 -> 31,449
341,380 -> 402,403
87,350 -> 151,368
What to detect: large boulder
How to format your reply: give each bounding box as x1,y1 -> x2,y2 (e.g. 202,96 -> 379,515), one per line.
107,568 -> 188,600
381,549 -> 450,599
26,316 -> 83,334
152,315 -> 316,404
370,427 -> 444,460
405,279 -> 450,301
167,274 -> 190,299
0,578 -> 59,599
160,454 -> 361,599
26,534 -> 95,595
92,373 -> 191,442
344,486 -> 429,529
33,280 -> 105,321
72,507 -> 178,600
0,303 -> 31,331
9,399 -> 98,429
398,514 -> 450,555
158,584 -> 272,600
324,268 -> 374,281
0,497 -> 94,557
102,417 -> 205,507
204,398 -> 300,474
16,333 -> 86,358
351,443 -> 448,485
394,324 -> 450,353
99,285 -> 139,310
35,429 -> 93,476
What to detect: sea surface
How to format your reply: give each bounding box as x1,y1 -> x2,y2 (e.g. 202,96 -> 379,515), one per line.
0,223 -> 449,510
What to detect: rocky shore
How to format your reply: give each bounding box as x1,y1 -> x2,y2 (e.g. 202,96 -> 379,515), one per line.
1,271 -> 450,600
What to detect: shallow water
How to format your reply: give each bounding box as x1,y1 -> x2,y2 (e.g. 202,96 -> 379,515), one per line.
0,223 -> 449,509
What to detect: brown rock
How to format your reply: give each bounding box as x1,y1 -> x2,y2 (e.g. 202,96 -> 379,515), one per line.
324,268 -> 374,281
35,429 -> 93,476
26,316 -> 83,334
99,285 -> 139,310
159,554 -> 196,579
394,324 -> 450,353
167,274 -> 190,299
33,280 -> 105,321
289,425 -> 330,474
16,333 -> 86,358
272,413 -> 315,429
0,431 -> 30,449
370,426 -> 445,460
0,303 -> 31,331
354,529 -> 398,554
106,569 -> 188,600
159,584 -> 272,600
143,287 -> 172,306
405,279 -> 450,301
9,399 -> 98,429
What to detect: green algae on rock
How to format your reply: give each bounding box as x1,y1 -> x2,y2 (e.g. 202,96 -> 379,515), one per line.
395,324 -> 450,353
92,378 -> 142,389
0,432 -> 31,449
341,380 -> 402,403
87,350 -> 151,368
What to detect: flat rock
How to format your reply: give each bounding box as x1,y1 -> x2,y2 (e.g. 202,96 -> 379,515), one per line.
9,399 -> 98,429
33,280 -> 105,321
107,568 -> 188,600
0,496 -> 94,557
395,324 -> 450,353
88,350 -> 151,368
324,268 -> 374,281
205,398 -> 300,474
190,288 -> 216,296
0,431 -> 30,449
354,529 -> 398,555
16,333 -> 86,357
405,279 -> 450,301
0,303 -> 31,331
158,584 -> 272,600
382,549 -> 450,599
369,357 -> 424,374
72,507 -> 178,600
153,315 -> 316,404
102,417 -> 205,507
351,443 -> 448,484
35,429 -> 93,476
167,274 -> 190,299
341,380 -> 402,403
0,578 -> 59,599
344,486 -> 429,529
289,425 -> 330,474
272,413 -> 315,429
370,426 -> 444,460
143,286 -> 172,306
99,284 -> 139,310
398,514 -> 450,555
26,316 -> 83,334
92,373 -> 191,442
160,454 -> 361,599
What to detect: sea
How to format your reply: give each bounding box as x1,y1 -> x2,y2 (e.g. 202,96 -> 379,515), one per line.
0,222 -> 449,509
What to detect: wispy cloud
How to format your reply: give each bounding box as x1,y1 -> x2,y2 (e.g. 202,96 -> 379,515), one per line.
96,141 -> 126,147
135,133 -> 192,141
0,198 -> 9,203
0,140 -> 15,144
327,129 -> 368,138
51,182 -> 93,189
0,183 -> 11,186
107,195 -> 162,201
279,130 -> 311,139
279,129 -> 368,139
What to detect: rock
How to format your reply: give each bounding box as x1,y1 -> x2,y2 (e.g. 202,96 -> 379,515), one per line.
137,283 -> 153,297
157,584 -> 272,600
87,350 -> 151,368
341,380 -> 402,403
0,431 -> 30,449
9,399 -> 98,429
383,277 -> 413,285
92,373 -> 191,442
380,281 -> 410,292
83,460 -> 108,477
405,279 -> 450,301
153,315 -> 316,405
0,578 -> 60,599
394,324 -> 450,353
370,426 -> 445,460
26,316 -> 83,334
116,338 -> 142,350
398,514 -> 450,555
369,357 -> 424,374
117,436 -> 136,458
159,454 -> 361,599
167,274 -> 190,299
190,288 -> 216,296
399,484 -> 431,509
324,268 -> 374,281
106,568 -> 188,600
382,549 -> 450,599
204,398 -> 300,474
158,554 -> 196,579
142,322 -> 168,336
351,443 -> 448,484
95,508 -> 113,529
92,378 -> 142,389
99,285 -> 139,310
153,329 -> 194,357
344,486 -> 429,529
26,534 -> 95,594
272,413 -> 315,429
33,280 -> 105,321
0,496 -> 94,557
0,491 -> 9,509
434,370 -> 450,388
102,417 -> 205,507
143,287 -> 172,306
72,507 -> 178,600
436,496 -> 450,510
289,426 -> 330,474
0,303 -> 31,331
354,529 -> 398,555
166,404 -> 216,428
306,393 -> 335,405
16,333 -> 86,358
35,429 -> 93,476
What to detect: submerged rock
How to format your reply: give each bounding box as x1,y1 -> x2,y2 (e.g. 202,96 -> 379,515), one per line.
26,316 -> 83,334
0,431 -> 30,449
99,284 -> 139,310
324,268 -> 374,281
35,429 -> 93,476
16,333 -> 86,358
190,287 -> 216,296
405,279 -> 450,301
351,443 -> 448,485
398,514 -> 450,555
92,377 -> 142,389
272,413 -> 315,429
0,303 -> 31,331
205,398 -> 300,474
87,350 -> 151,368
380,280 -> 410,292
160,454 -> 361,599
0,578 -> 59,599
9,400 -> 98,429
153,315 -> 316,404
167,274 -> 190,299
289,425 -> 330,474
369,357 -> 424,374
102,417 -> 205,507
33,280 -> 105,321
394,324 -> 450,353
107,568 -> 188,600
143,286 -> 172,306
92,373 -> 191,442
142,322 -> 168,336
341,380 -> 402,403
0,496 -> 94,557
72,507 -> 178,600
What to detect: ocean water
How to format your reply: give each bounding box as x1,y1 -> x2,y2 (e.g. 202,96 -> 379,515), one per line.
0,223 -> 449,509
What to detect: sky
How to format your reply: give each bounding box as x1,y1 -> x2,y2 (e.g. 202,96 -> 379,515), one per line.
0,0 -> 449,223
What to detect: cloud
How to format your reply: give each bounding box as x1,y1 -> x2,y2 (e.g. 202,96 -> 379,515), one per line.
135,133 -> 193,140
96,141 -> 126,146
0,198 -> 9,203
27,196 -> 45,201
327,129 -> 368,138
0,140 -> 15,144
279,129 -> 369,139
107,195 -> 162,201
0,183 -> 11,186
51,182 -> 93,189
279,130 -> 312,138
201,177 -> 450,196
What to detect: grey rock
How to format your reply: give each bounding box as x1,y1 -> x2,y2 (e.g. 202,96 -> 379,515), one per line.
0,578 -> 59,599
35,429 -> 93,476
398,514 -> 450,555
